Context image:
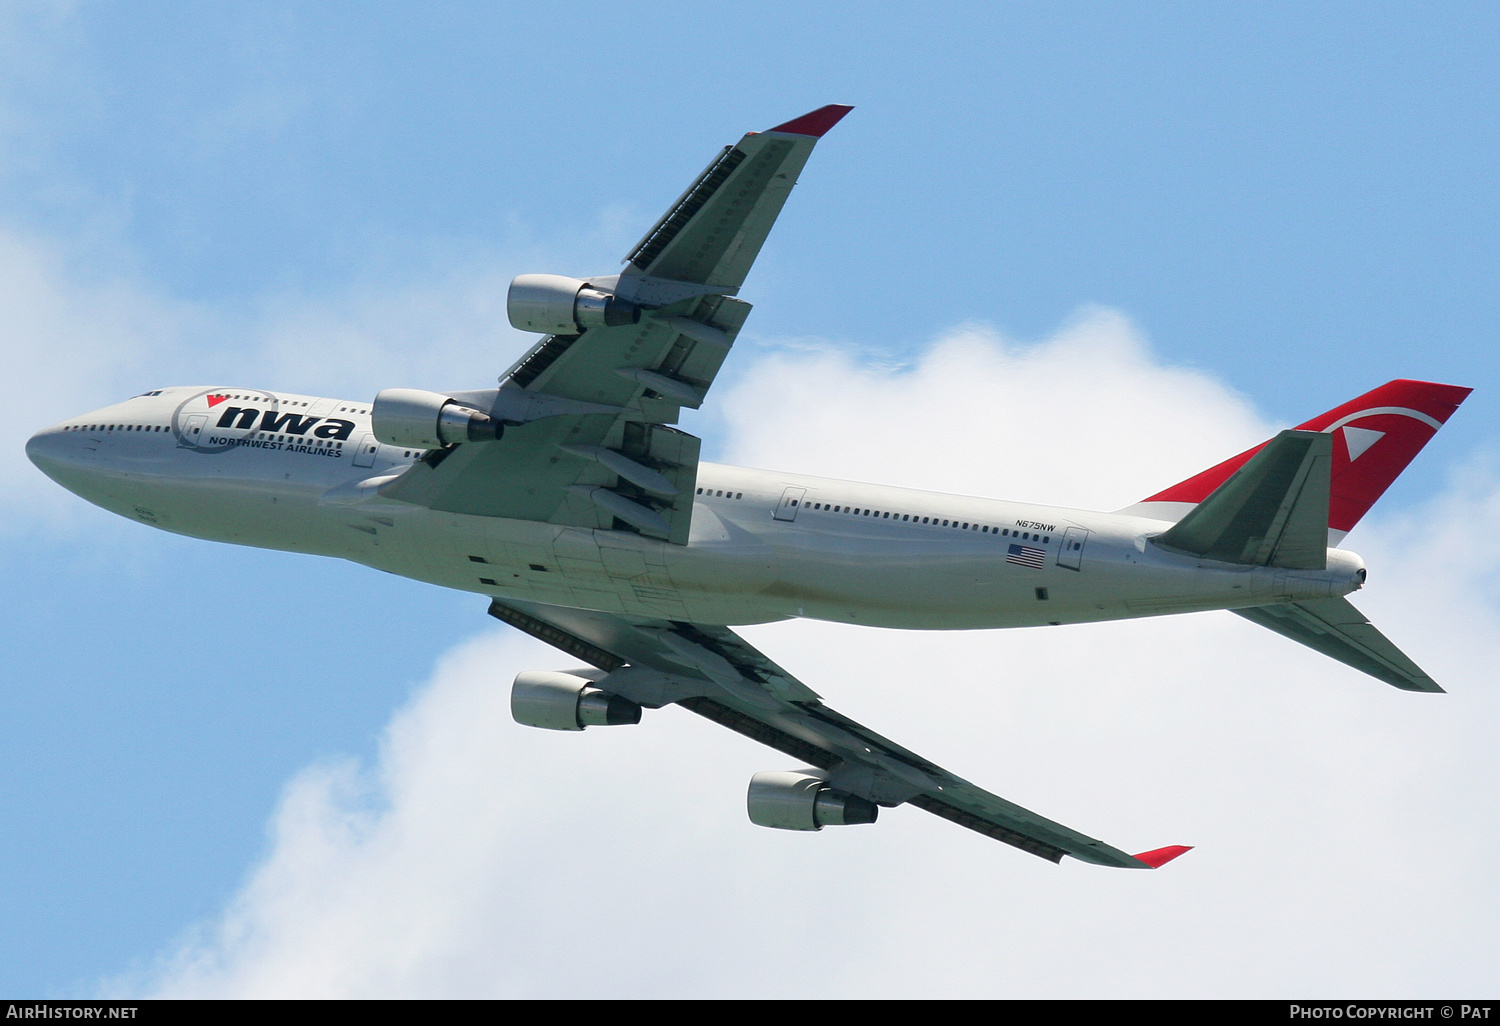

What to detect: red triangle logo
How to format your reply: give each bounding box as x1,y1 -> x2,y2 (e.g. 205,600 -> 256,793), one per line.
206,394 -> 229,407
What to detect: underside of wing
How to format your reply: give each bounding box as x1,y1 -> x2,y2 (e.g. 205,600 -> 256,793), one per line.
374,107 -> 853,543
378,300 -> 734,543
488,598 -> 1184,869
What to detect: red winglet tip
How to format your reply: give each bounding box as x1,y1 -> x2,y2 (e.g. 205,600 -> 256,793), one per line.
768,104 -> 855,138
1133,845 -> 1193,869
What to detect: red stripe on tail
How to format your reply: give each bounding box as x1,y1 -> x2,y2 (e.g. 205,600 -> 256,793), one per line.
1142,380 -> 1471,533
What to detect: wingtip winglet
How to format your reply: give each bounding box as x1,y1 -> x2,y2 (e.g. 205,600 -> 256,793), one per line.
1133,845 -> 1193,869
768,104 -> 855,138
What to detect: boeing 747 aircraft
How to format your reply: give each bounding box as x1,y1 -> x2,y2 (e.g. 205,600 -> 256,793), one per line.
26,106 -> 1469,869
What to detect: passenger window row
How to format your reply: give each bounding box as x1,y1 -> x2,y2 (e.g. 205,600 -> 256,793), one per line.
807,501 -> 1051,544
60,423 -> 354,453
691,486 -> 1054,546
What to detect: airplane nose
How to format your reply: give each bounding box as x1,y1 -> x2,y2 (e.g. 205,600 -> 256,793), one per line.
25,424 -> 68,475
25,421 -> 99,493
25,420 -> 121,506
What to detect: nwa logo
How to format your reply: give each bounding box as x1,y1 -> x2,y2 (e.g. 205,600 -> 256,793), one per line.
172,390 -> 355,455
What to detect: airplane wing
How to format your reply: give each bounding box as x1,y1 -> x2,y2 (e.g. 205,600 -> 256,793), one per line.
379,106 -> 855,544
488,598 -> 1185,869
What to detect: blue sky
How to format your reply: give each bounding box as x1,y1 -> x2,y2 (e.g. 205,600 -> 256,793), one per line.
2,3 -> 1497,996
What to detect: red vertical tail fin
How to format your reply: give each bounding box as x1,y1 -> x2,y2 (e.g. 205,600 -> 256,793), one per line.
1127,380 -> 1472,535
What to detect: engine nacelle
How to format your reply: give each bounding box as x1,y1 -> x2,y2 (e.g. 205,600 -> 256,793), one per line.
511,670 -> 643,732
746,770 -> 879,831
371,388 -> 502,449
507,274 -> 642,335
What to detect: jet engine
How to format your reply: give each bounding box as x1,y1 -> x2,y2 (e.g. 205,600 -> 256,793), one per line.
510,670 -> 643,731
370,388 -> 503,449
507,274 -> 642,335
746,770 -> 879,831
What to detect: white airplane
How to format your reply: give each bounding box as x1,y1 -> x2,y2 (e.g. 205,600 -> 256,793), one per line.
26,105 -> 1470,870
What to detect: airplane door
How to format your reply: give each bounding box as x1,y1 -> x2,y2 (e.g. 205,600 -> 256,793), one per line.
773,486 -> 806,522
178,415 -> 207,448
352,433 -> 379,468
1057,527 -> 1090,571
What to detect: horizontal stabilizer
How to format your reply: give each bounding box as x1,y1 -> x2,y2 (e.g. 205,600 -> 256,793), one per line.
1232,597 -> 1442,692
1157,430 -> 1331,569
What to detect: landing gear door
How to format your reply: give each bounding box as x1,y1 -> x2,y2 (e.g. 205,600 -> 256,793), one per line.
1058,527 -> 1090,571
773,486 -> 807,522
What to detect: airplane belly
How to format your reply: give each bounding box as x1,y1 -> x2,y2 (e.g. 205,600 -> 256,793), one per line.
734,521 -> 1282,630
35,441 -> 347,556
369,506 -> 790,624
147,475 -> 350,554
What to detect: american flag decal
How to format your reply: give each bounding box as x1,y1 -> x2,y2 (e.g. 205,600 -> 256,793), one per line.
1006,543 -> 1046,569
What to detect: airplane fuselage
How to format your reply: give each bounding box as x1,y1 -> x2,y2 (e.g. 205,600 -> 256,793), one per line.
26,386 -> 1367,632
24,104 -> 1460,867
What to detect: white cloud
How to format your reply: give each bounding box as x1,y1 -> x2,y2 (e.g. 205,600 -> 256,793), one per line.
242,262 -> 528,400
0,224 -> 539,535
128,315 -> 1500,997
719,310 -> 1267,511
0,228 -> 199,528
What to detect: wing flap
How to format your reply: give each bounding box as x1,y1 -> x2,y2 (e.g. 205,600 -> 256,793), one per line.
623,105 -> 851,289
387,290 -> 750,538
623,145 -> 747,274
